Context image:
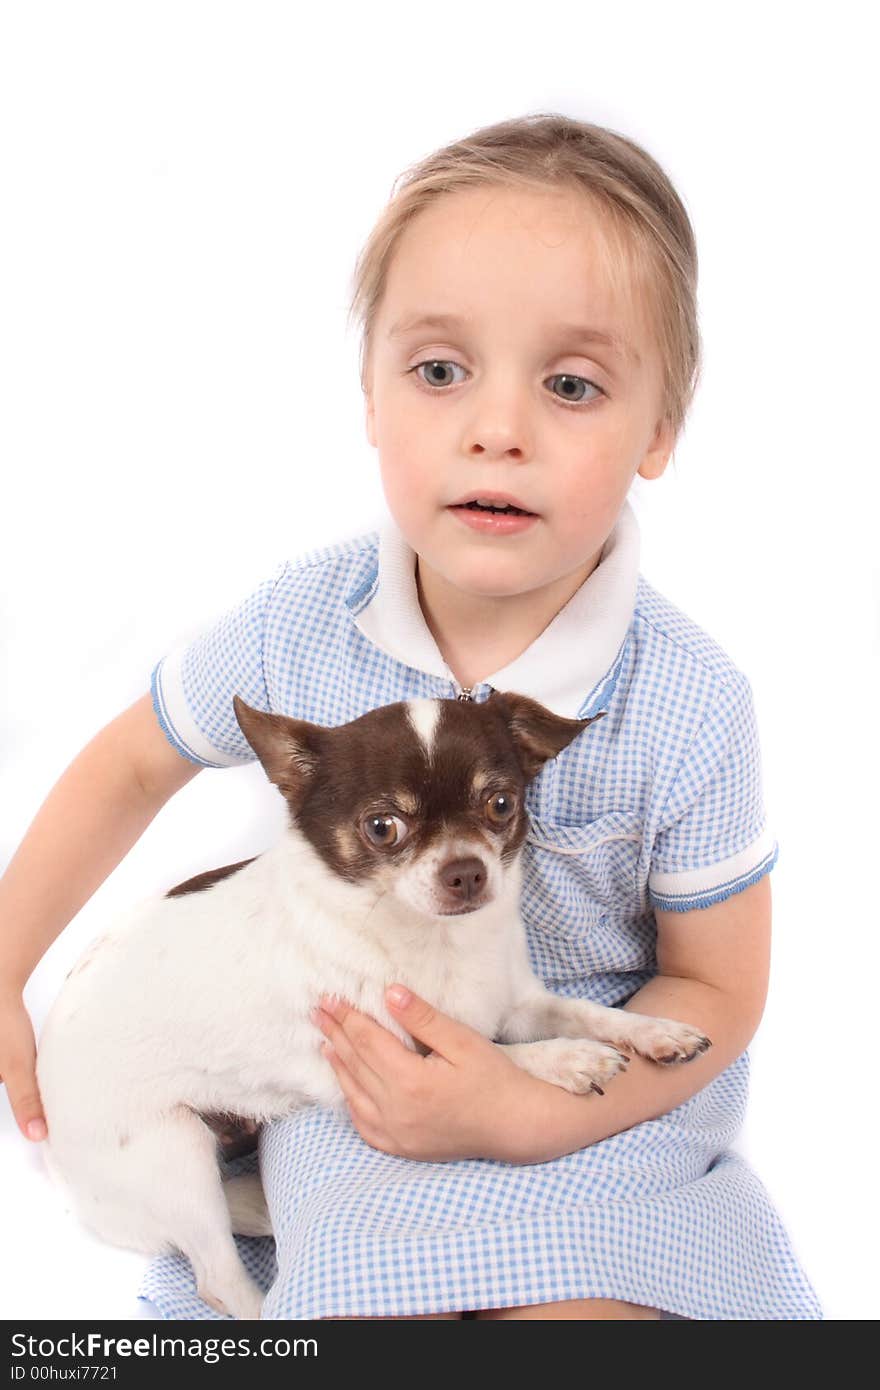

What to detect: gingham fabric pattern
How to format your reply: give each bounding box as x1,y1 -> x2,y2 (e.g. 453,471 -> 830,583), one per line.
139,1055 -> 815,1321
140,505 -> 822,1320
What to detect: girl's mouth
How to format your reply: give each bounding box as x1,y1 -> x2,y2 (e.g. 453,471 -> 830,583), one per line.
455,500 -> 533,516
448,502 -> 539,535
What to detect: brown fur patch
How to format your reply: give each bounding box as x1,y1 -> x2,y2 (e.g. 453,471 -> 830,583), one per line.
229,692 -> 597,887
166,858 -> 258,898
200,1111 -> 260,1159
288,697 -> 535,881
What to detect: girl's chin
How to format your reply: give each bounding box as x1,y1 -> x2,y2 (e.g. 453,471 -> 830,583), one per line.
423,553 -> 556,600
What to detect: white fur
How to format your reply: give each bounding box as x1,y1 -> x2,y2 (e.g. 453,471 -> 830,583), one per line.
406,698 -> 440,756
38,802 -> 710,1320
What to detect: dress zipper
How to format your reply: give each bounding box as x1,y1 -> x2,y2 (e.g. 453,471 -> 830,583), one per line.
455,684 -> 474,702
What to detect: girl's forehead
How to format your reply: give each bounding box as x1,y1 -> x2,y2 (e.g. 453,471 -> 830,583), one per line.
379,186 -> 647,346
391,185 -> 616,272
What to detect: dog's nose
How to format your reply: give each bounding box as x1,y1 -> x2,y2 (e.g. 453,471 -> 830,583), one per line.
439,857 -> 485,901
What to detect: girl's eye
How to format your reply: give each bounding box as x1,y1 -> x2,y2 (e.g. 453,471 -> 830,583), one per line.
408,360 -> 602,408
546,373 -> 602,407
410,360 -> 467,389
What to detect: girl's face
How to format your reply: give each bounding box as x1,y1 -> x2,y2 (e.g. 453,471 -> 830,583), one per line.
364,186 -> 674,604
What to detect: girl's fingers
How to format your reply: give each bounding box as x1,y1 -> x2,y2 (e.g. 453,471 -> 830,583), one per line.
383,986 -> 478,1064
315,999 -> 415,1090
0,1049 -> 47,1142
322,1042 -> 379,1127
314,1006 -> 387,1097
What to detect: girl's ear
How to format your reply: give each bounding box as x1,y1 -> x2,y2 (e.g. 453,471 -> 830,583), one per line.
363,344 -> 377,447
365,390 -> 377,448
637,414 -> 676,481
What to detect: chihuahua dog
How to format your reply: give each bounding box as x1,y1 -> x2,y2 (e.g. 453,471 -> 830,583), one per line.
37,690 -> 710,1320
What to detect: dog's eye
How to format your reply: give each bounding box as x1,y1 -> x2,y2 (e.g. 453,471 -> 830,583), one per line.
485,792 -> 517,825
361,813 -> 409,848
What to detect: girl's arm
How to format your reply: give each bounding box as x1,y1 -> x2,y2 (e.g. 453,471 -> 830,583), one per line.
513,874 -> 771,1162
313,873 -> 771,1164
0,693 -> 202,1139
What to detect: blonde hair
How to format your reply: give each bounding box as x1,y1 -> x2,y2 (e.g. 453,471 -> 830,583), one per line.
347,111 -> 701,441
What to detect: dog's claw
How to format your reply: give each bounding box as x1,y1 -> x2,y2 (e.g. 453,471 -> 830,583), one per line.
590,1083 -> 605,1096
621,1014 -> 713,1065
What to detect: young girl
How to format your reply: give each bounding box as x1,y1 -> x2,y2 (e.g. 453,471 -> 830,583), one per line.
0,112 -> 822,1320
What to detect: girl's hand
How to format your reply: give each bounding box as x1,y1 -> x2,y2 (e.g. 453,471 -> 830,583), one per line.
312,986 -> 544,1163
0,985 -> 48,1142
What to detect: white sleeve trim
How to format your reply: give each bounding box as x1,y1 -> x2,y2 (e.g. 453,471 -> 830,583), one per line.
151,645 -> 247,769
648,824 -> 778,912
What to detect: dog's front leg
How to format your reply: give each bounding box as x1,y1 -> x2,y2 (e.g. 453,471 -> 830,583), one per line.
488,943 -> 627,1092
498,989 -> 711,1066
495,1032 -> 630,1095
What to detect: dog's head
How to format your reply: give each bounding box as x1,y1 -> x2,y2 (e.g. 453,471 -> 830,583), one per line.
232,692 -> 604,919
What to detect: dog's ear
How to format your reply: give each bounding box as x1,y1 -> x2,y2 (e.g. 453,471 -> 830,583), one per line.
487,689 -> 605,782
232,695 -> 324,807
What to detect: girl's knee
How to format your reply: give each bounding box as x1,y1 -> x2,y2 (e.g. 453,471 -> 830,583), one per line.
323,1311 -> 462,1319
474,1298 -> 661,1320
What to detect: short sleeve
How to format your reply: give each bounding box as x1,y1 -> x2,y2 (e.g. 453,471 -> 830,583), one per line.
150,564 -> 285,768
648,671 -> 778,912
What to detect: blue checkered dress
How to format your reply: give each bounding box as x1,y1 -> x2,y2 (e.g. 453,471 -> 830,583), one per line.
139,502 -> 822,1320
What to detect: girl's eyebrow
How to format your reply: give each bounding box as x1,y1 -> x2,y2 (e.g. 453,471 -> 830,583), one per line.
388,311 -> 640,367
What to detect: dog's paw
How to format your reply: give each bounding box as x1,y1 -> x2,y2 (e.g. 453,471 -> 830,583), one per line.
619,1014 -> 712,1064
198,1278 -> 264,1321
508,1037 -> 630,1096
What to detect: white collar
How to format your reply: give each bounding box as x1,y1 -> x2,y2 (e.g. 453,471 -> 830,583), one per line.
350,499 -> 641,719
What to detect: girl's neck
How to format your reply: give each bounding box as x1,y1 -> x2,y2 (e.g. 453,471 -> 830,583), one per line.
415,550 -> 602,689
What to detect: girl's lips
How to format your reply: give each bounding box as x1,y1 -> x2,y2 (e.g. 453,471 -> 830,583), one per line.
448,504 -> 539,535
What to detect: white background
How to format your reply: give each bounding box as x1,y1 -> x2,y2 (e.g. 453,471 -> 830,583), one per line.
1,0 -> 877,1322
